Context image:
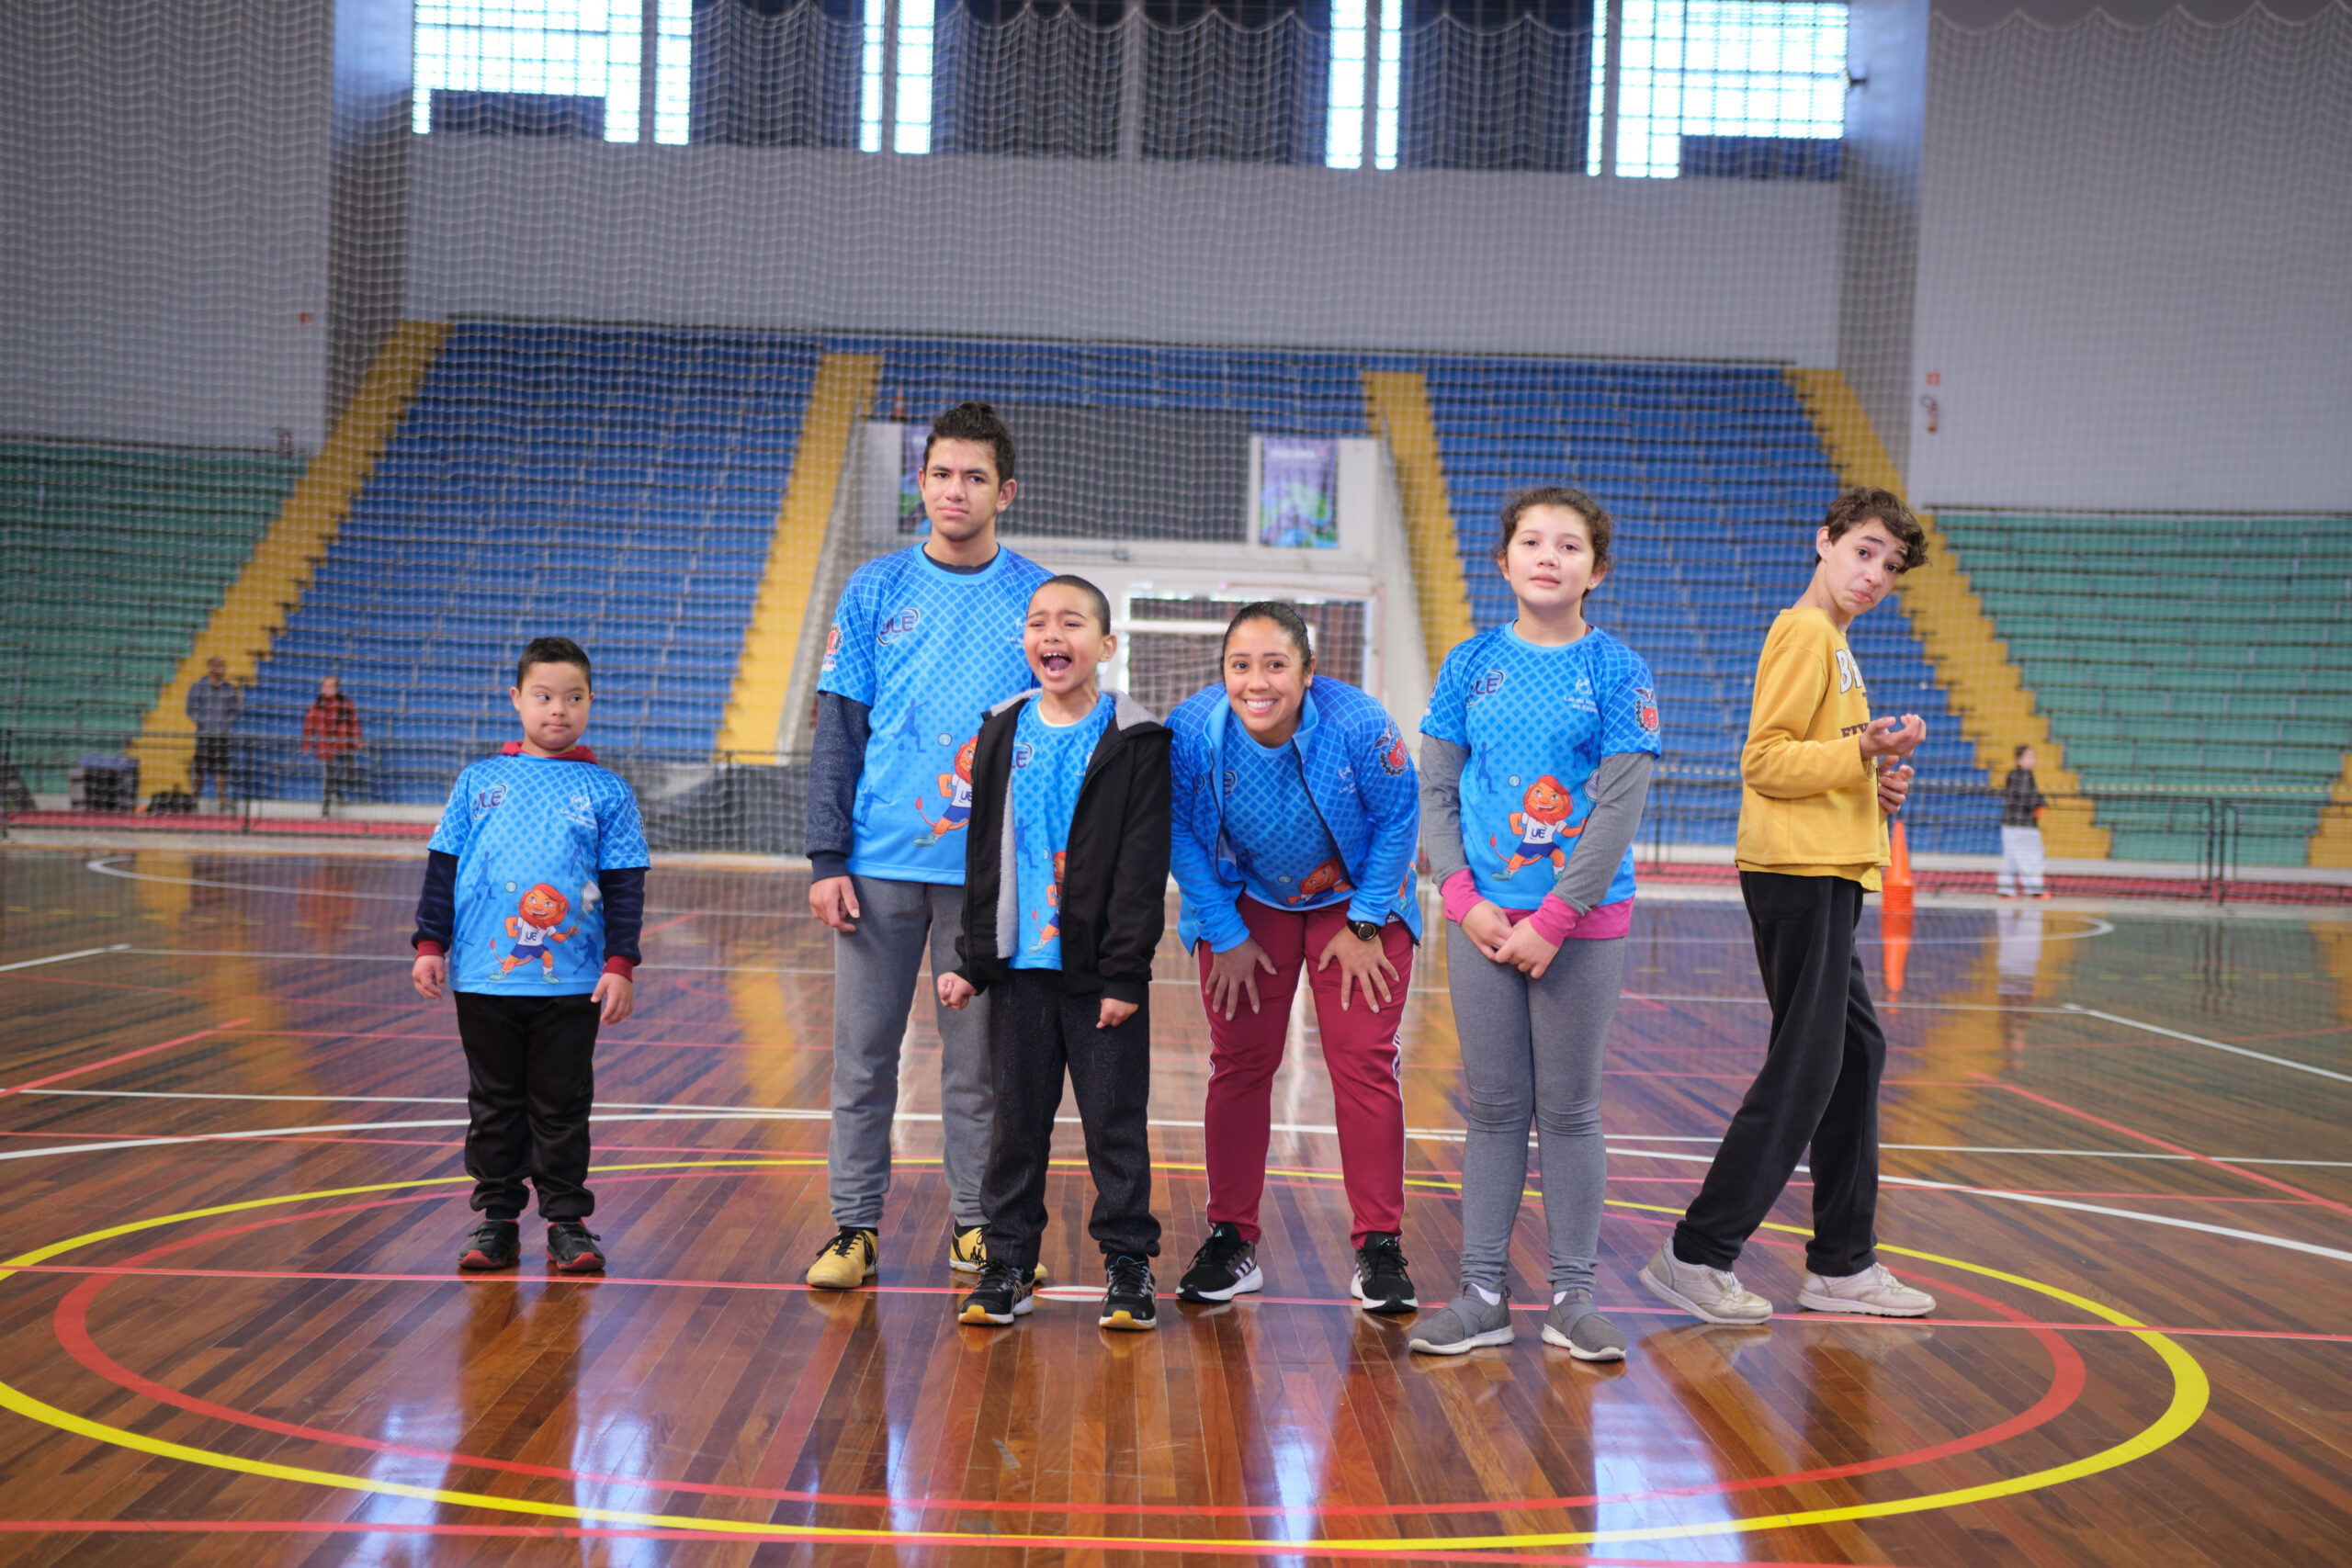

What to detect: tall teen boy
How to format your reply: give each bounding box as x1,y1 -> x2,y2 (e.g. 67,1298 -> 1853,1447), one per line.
804,402 -> 1053,1289
413,637 -> 649,1275
940,575 -> 1171,1330
1642,488 -> 1939,1323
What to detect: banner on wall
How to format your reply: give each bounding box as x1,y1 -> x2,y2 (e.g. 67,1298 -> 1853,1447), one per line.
1257,437 -> 1337,549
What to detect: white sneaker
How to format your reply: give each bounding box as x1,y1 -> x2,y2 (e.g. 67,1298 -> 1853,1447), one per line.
1639,1245 -> 1772,1325
1798,1262 -> 1935,1317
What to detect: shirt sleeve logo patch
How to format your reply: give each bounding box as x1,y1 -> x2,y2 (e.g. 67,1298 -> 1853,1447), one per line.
878,607 -> 922,644
1634,687 -> 1660,733
821,623 -> 842,671
1378,727 -> 1408,774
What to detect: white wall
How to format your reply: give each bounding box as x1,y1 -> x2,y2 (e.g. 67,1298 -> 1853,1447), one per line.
0,1 -> 334,452
1906,7 -> 2352,512
406,138 -> 1842,365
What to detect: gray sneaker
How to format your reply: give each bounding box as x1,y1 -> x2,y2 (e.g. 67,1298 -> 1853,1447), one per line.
1407,1285 -> 1514,1356
1541,1295 -> 1627,1361
1639,1245 -> 1772,1325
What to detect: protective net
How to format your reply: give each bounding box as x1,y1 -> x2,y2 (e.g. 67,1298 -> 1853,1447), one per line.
1,0 -> 2345,893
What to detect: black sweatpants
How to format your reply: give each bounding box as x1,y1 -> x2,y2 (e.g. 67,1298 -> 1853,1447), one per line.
1673,872 -> 1885,1278
456,991 -> 601,1222
980,968 -> 1160,1275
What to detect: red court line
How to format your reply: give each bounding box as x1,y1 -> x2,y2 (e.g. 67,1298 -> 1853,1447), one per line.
636,910 -> 700,938
1971,1074 -> 2352,1220
0,1526 -> 1872,1566
29,1260 -> 2347,1346
0,1020 -> 251,1098
46,1183 -> 2086,1523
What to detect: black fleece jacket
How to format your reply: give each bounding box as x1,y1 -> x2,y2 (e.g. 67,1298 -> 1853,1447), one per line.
953,690 -> 1170,1008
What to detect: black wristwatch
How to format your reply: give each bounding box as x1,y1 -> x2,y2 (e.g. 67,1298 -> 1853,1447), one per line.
1346,918 -> 1384,943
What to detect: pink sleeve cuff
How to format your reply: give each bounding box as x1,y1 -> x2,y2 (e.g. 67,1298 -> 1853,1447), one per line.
602,957 -> 636,978
1527,895 -> 1581,944
413,940 -> 446,958
1441,870 -> 1482,925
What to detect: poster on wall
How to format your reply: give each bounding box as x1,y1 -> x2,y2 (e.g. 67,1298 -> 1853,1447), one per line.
1258,437 -> 1338,549
899,424 -> 929,534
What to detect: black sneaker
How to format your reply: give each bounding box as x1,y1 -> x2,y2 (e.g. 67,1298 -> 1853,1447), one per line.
958,1257 -> 1035,1325
458,1218 -> 519,1271
1178,1223 -> 1263,1303
1100,1254 -> 1159,1331
546,1221 -> 605,1275
1351,1232 -> 1417,1314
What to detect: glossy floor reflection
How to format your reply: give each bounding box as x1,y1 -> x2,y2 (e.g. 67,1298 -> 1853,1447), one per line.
1,848 -> 2347,1564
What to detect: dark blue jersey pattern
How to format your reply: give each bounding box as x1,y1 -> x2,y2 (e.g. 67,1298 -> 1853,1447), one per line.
1008,694 -> 1114,971
816,545 -> 1051,885
426,750 -> 651,997
1221,728 -> 1350,912
1420,623 -> 1662,908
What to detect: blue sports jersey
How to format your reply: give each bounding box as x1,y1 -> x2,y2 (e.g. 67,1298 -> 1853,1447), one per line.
427,752 -> 651,996
818,545 -> 1052,885
1222,729 -> 1350,912
1420,623 -> 1662,908
1008,694 -> 1114,971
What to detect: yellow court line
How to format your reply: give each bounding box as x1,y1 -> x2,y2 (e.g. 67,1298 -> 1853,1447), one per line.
0,1171 -> 2211,1551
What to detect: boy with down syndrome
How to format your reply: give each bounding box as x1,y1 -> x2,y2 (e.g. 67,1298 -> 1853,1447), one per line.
412,637 -> 649,1276
1642,487 -> 1938,1325
940,576 -> 1173,1331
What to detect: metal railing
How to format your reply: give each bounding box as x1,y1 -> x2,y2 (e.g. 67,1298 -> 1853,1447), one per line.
3,729 -> 2344,903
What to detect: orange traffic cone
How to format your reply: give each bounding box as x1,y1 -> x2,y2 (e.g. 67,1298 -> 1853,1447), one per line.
1880,819 -> 1914,997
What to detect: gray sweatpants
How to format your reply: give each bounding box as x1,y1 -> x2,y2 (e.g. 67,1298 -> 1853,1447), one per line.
828,875 -> 992,1232
1446,924 -> 1625,1296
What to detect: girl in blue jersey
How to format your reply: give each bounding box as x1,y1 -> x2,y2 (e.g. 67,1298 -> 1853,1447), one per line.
1409,487 -> 1660,1361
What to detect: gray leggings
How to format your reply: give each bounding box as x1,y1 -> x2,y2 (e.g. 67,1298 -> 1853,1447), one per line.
1446,924 -> 1625,1295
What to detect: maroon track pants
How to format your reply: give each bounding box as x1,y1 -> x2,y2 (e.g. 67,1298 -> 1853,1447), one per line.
1198,898 -> 1414,1248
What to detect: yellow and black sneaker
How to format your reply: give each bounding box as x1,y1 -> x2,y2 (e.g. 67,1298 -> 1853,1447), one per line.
950,1223 -> 988,1274
1099,1254 -> 1159,1332
805,1226 -> 878,1290
958,1257 -> 1035,1325
952,1224 -> 1047,1284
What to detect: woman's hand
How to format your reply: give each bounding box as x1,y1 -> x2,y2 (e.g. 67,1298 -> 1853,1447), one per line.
937,972 -> 978,1010
1491,919 -> 1562,980
1202,937 -> 1278,1020
1316,924 -> 1398,1012
1098,997 -> 1137,1031
1459,899 -> 1513,961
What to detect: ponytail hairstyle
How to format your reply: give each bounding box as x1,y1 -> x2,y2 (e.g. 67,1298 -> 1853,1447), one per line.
1221,601 -> 1316,671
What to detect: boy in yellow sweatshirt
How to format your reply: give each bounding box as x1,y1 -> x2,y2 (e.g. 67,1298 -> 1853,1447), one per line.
1642,488 -> 1939,1324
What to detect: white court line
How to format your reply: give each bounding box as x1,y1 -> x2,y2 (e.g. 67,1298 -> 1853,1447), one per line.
0,943 -> 129,973
81,857 -> 797,919
18,1088 -> 2352,1168
2064,1004 -> 2352,1087
7,1111 -> 2349,1273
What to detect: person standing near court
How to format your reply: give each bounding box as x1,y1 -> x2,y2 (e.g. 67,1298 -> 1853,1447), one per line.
1641,487 -> 1938,1325
185,655 -> 242,809
300,674 -> 363,815
1165,603 -> 1424,1314
803,401 -> 1053,1290
1998,744 -> 2050,899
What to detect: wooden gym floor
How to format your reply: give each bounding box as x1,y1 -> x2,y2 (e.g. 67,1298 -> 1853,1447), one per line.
0,845 -> 2348,1565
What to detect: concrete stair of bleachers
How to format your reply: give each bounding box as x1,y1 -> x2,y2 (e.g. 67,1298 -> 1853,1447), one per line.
0,441 -> 302,786
1418,358 -> 1995,852
1943,512 -> 2351,865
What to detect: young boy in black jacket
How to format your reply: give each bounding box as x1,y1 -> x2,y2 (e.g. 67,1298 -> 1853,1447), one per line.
938,575 -> 1171,1330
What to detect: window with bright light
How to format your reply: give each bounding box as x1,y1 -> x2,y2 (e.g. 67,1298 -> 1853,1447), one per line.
1326,0 -> 1400,169
414,1 -> 692,144
1612,0 -> 1845,177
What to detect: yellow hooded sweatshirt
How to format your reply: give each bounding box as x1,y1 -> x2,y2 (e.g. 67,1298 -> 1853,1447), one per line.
1734,605 -> 1889,890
